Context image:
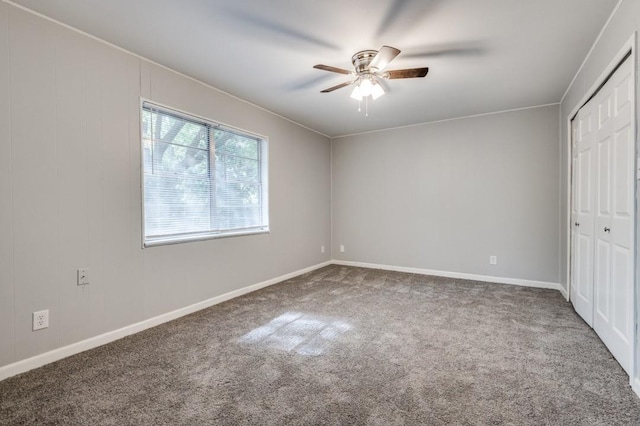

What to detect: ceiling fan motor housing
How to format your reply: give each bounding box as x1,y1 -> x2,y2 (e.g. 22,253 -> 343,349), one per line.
352,50 -> 379,73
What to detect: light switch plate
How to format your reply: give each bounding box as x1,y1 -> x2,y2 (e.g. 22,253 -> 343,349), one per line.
77,268 -> 89,285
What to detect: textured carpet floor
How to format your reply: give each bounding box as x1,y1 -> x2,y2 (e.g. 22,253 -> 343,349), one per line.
1,265 -> 640,425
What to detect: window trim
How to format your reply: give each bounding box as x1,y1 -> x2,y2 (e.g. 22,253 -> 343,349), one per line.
139,98 -> 270,248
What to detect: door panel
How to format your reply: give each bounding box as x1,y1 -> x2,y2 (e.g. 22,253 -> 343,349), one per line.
595,239 -> 610,320
593,87 -> 612,332
572,103 -> 596,326
611,246 -> 630,336
614,125 -> 633,220
591,56 -> 634,374
570,120 -> 578,310
576,233 -> 592,305
597,136 -> 611,216
578,149 -> 592,213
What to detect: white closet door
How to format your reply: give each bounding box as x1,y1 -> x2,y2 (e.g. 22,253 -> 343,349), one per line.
571,101 -> 596,326
593,56 -> 634,374
570,119 -> 579,314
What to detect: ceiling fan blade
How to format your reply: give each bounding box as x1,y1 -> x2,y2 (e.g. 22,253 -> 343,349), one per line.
385,67 -> 429,79
375,0 -> 442,39
313,64 -> 352,75
376,0 -> 412,37
403,43 -> 484,59
287,74 -> 334,92
225,8 -> 339,50
369,45 -> 401,72
320,81 -> 353,93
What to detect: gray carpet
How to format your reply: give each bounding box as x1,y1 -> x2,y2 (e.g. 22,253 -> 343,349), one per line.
1,265 -> 640,425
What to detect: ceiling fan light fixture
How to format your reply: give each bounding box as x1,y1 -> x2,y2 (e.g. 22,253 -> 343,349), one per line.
350,76 -> 384,103
371,82 -> 385,100
350,84 -> 363,101
359,77 -> 373,97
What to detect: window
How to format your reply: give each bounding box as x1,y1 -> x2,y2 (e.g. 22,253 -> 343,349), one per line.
141,101 -> 268,246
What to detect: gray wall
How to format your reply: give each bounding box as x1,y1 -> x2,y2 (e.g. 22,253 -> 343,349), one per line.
0,4 -> 331,369
332,105 -> 561,284
560,0 -> 640,292
558,0 -> 640,383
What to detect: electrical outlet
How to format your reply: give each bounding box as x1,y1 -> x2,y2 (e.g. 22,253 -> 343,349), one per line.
321,245 -> 325,254
33,310 -> 49,331
77,268 -> 89,285
490,256 -> 497,265
340,245 -> 345,253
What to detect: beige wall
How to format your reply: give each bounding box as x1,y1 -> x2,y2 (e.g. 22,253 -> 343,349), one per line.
0,4 -> 331,369
332,105 -> 561,284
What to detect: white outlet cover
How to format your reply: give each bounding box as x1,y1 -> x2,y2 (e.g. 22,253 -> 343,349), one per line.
490,256 -> 498,265
340,245 -> 345,253
321,246 -> 325,254
33,309 -> 49,331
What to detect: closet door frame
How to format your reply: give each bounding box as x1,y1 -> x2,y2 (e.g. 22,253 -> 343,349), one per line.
566,33 -> 637,389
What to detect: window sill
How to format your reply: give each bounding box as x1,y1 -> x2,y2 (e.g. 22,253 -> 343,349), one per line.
143,228 -> 270,248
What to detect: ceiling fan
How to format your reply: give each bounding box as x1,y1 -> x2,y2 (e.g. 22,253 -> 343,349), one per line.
313,45 -> 429,101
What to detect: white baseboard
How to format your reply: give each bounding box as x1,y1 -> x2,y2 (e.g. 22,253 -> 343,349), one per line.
558,285 -> 569,301
0,259 -> 567,382
0,260 -> 331,382
634,378 -> 640,399
332,260 -> 563,292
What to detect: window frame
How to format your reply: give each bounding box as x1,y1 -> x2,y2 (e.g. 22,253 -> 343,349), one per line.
140,99 -> 269,248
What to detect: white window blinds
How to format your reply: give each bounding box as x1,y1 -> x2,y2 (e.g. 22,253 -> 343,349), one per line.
141,102 -> 268,246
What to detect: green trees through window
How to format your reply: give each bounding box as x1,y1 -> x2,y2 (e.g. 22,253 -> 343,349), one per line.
141,102 -> 268,246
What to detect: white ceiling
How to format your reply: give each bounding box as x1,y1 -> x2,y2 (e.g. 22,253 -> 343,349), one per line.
12,0 -> 618,137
